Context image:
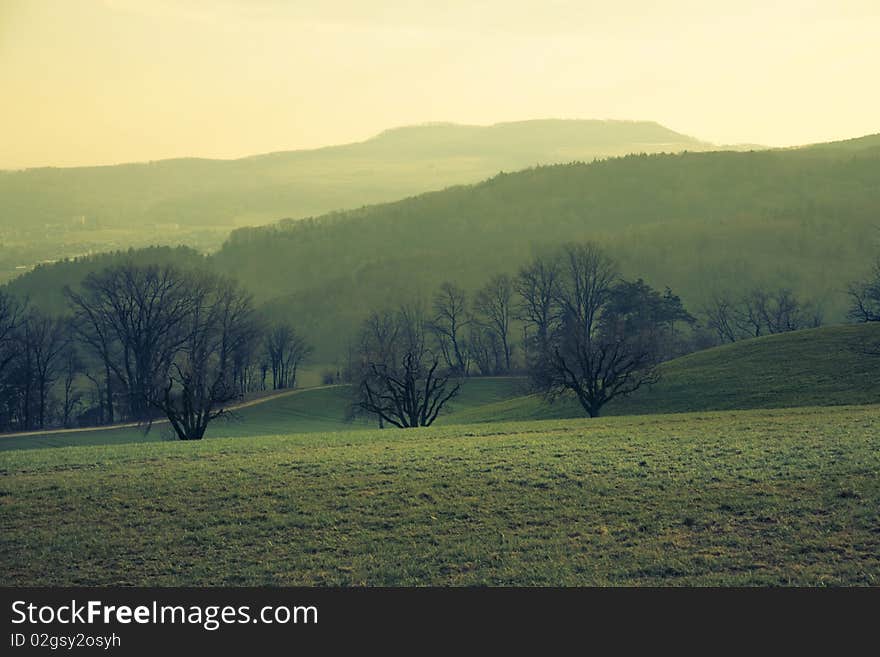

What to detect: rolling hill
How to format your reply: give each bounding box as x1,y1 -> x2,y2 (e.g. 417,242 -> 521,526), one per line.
5,132 -> 879,359
214,135 -> 880,357
0,119 -> 708,271
453,323 -> 880,423
1,120 -> 707,230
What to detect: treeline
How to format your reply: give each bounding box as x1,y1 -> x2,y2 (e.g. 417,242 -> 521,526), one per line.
214,144 -> 880,357
1,246 -> 878,436
0,264 -> 310,438
347,242 -> 876,424
348,243 -> 697,424
7,144 -> 880,361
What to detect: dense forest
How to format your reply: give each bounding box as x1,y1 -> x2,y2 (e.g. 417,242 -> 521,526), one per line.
5,134 -> 879,361
217,137 -> 880,357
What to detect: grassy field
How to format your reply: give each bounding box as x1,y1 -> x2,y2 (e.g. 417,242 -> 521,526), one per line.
0,378 -> 527,452
2,404 -> 878,586
453,324 -> 880,424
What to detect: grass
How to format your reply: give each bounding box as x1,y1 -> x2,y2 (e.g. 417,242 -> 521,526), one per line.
0,377 -> 526,452
453,323 -> 880,424
2,404 -> 878,586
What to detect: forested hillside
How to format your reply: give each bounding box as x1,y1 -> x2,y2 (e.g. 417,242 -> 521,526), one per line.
1,120 -> 704,228
6,134 -> 879,359
215,137 -> 880,356
0,119 -> 707,283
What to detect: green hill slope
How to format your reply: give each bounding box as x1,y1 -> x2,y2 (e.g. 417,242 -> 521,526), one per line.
452,323 -> 880,424
214,139 -> 880,357
6,133 -> 880,357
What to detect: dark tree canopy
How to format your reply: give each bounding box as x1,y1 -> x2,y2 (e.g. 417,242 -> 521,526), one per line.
524,243 -> 674,418
61,263 -> 269,440
65,264 -> 195,421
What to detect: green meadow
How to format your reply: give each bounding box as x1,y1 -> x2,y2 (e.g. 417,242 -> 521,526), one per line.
2,405 -> 878,586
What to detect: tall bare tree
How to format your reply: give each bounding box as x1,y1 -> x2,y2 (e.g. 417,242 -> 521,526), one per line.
149,274 -> 259,440
0,292 -> 25,429
516,255 -> 560,355
355,306 -> 460,428
18,311 -> 68,429
474,273 -> 515,373
60,341 -> 82,428
430,282 -> 470,375
702,292 -> 740,344
265,323 -> 312,389
67,292 -> 118,424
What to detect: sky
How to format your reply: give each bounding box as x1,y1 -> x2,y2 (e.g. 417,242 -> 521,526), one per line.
1,0 -> 878,169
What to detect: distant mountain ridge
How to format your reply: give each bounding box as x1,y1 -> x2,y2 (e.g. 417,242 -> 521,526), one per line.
0,119 -> 711,234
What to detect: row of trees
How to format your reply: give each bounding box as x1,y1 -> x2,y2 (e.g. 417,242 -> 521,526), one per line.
1,248 -> 876,437
0,297 -> 79,432
701,255 -> 880,344
352,243 -> 695,425
0,265 -> 311,438
349,247 -> 878,427
702,287 -> 823,344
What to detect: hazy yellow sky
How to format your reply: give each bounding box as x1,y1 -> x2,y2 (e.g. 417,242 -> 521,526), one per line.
1,0 -> 878,169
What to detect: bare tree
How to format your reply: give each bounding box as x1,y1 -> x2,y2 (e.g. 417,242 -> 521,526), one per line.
349,310 -> 400,428
516,255 -> 560,355
848,258 -> 880,322
265,323 -> 312,389
18,311 -> 68,429
474,273 -> 515,373
149,274 -> 259,440
65,264 -> 194,421
704,286 -> 822,343
67,292 -> 118,424
0,291 -> 24,380
752,288 -> 821,334
60,340 -> 82,428
355,306 -> 460,428
231,326 -> 263,395
702,292 -> 740,343
430,282 -> 470,375
467,323 -> 502,376
533,243 -> 662,418
0,292 -> 25,430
